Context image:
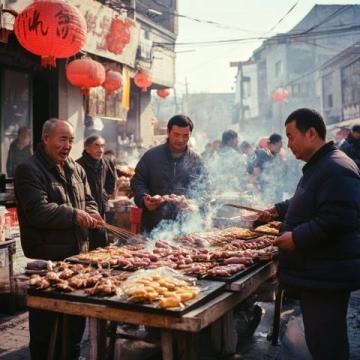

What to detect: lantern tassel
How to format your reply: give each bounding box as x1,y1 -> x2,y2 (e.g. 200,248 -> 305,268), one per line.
80,87 -> 90,96
41,56 -> 57,68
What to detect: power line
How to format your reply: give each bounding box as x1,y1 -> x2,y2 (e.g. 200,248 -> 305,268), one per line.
135,0 -> 264,34
265,1 -> 299,35
155,24 -> 360,48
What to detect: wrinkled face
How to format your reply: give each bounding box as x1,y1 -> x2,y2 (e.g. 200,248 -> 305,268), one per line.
167,125 -> 191,153
269,141 -> 282,155
85,138 -> 105,160
43,121 -> 74,165
286,120 -> 311,161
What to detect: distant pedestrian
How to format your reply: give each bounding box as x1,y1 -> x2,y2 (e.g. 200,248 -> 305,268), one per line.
339,124 -> 360,168
6,127 -> 32,177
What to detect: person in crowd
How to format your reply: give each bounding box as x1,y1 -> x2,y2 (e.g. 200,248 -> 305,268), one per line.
77,135 -> 117,249
212,139 -> 221,153
208,129 -> 249,192
247,133 -> 283,176
220,129 -> 239,152
239,141 -> 253,157
339,124 -> 360,168
201,142 -> 215,161
247,133 -> 284,204
131,115 -> 209,233
259,108 -> 360,360
6,126 -> 32,177
15,118 -> 102,359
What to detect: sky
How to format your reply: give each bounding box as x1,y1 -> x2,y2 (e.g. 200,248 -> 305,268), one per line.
175,0 -> 360,94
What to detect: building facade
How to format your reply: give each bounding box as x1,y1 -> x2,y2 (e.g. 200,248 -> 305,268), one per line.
321,41 -> 360,135
0,0 -> 177,175
232,4 -> 360,136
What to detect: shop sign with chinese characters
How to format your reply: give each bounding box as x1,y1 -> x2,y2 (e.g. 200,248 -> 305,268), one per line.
2,0 -> 140,67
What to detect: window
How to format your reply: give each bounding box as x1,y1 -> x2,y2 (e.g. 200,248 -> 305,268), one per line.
341,59 -> 360,106
1,69 -> 32,176
328,94 -> 333,108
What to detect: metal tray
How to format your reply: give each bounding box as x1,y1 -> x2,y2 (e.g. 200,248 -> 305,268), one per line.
27,279 -> 225,317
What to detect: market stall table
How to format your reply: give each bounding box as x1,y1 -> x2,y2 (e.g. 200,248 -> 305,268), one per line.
27,261 -> 276,359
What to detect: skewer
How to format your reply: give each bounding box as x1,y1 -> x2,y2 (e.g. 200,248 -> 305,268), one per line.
103,223 -> 145,243
224,203 -> 264,213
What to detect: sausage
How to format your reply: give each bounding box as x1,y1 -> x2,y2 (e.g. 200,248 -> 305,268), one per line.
223,257 -> 254,265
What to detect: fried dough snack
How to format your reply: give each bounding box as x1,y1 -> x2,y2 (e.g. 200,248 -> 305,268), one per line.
122,274 -> 199,308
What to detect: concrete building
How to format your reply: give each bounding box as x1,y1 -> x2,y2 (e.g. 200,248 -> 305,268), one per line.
0,0 -> 177,175
232,4 -> 360,136
321,41 -> 360,126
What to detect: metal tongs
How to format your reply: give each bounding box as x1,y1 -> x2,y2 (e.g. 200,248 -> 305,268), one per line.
224,203 -> 264,213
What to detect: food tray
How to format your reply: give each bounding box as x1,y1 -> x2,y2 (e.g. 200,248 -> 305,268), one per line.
27,279 -> 225,317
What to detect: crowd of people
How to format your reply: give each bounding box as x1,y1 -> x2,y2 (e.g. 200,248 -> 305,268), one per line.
202,128 -> 301,206
6,110 -> 360,359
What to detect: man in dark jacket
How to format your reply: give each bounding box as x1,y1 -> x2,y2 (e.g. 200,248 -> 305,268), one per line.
77,135 -> 116,249
260,108 -> 360,359
131,115 -> 208,233
6,126 -> 32,177
339,124 -> 360,168
15,118 -> 102,360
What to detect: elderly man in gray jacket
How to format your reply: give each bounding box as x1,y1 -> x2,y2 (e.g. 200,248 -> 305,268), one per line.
15,118 -> 102,360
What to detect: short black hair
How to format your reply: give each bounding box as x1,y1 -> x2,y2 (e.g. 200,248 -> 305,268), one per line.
352,125 -> 360,133
240,141 -> 251,152
285,108 -> 326,140
84,135 -> 104,147
269,133 -> 282,144
167,115 -> 193,132
221,130 -> 238,146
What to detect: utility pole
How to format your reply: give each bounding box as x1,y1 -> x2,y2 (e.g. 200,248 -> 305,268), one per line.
183,77 -> 189,113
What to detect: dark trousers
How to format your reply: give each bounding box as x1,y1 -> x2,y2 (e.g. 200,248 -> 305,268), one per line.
299,290 -> 350,360
29,308 -> 85,360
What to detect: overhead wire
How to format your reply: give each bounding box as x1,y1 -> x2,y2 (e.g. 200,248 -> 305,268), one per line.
264,1 -> 300,35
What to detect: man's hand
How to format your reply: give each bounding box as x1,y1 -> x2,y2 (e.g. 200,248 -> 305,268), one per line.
256,207 -> 279,224
89,212 -> 104,228
75,210 -> 98,228
143,194 -> 163,211
273,231 -> 296,251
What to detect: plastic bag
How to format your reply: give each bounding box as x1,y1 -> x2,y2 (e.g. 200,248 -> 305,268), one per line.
119,267 -> 200,308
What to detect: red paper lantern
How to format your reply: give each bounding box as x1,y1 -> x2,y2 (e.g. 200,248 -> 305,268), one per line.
66,58 -> 105,95
134,72 -> 152,92
272,88 -> 289,102
14,0 -> 87,68
102,70 -> 123,94
106,17 -> 133,55
157,88 -> 170,99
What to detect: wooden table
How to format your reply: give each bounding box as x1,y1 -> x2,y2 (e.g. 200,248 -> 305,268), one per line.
27,261 -> 277,360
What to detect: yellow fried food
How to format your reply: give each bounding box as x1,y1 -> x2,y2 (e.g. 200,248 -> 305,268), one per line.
159,294 -> 182,308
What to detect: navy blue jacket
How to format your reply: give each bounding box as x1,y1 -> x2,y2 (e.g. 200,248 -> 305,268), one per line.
275,142 -> 360,290
339,134 -> 360,169
131,142 -> 209,232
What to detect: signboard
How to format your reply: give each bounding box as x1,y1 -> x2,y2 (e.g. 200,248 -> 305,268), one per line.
2,0 -> 140,67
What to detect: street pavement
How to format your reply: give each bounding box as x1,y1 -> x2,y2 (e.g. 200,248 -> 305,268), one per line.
1,292 -> 360,359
